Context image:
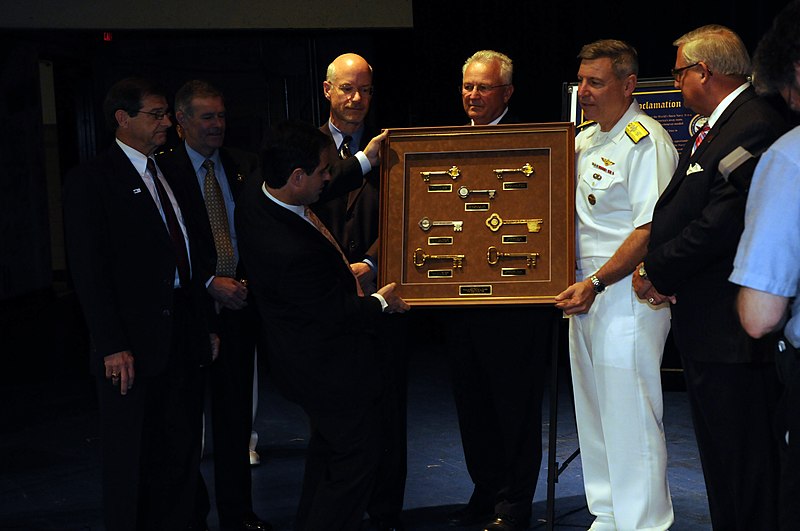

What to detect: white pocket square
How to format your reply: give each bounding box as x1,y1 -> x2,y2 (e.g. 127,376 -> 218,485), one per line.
686,163 -> 703,175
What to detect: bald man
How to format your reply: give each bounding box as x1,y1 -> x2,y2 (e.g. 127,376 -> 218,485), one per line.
311,53 -> 408,531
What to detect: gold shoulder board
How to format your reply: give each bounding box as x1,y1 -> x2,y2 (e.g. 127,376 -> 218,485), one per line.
577,120 -> 596,130
625,121 -> 650,144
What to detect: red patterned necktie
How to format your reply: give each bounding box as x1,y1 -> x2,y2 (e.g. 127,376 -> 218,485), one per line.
304,206 -> 364,296
202,159 -> 236,277
147,158 -> 190,287
691,125 -> 710,155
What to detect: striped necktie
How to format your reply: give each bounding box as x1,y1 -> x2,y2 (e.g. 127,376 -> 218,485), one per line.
304,206 -> 364,296
691,125 -> 711,155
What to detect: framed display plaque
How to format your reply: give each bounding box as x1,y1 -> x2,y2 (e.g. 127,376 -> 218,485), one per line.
379,122 -> 575,306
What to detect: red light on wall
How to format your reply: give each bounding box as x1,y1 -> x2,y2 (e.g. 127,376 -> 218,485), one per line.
103,32 -> 113,42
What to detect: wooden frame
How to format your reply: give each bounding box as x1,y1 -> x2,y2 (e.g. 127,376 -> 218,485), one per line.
379,122 -> 575,306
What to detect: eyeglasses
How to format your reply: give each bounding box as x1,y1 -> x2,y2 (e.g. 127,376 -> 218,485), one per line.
136,109 -> 172,120
336,84 -> 374,97
671,63 -> 705,80
461,83 -> 510,95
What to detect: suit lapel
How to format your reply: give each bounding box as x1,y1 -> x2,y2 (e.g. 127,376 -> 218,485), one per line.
220,148 -> 246,199
657,87 -> 757,206
109,143 -> 174,249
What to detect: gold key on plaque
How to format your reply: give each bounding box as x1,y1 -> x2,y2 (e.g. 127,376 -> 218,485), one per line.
457,186 -> 496,200
420,165 -> 461,182
487,246 -> 540,268
493,162 -> 534,180
485,212 -> 543,233
413,248 -> 465,269
419,217 -> 463,232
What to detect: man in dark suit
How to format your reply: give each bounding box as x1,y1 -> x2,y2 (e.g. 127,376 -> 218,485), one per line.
156,80 -> 270,531
314,53 -> 381,293
235,120 -> 409,531
311,52 -> 407,531
63,77 -> 217,531
445,50 -> 556,531
634,25 -> 790,530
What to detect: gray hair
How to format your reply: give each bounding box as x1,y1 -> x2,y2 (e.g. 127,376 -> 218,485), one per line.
174,79 -> 224,116
577,39 -> 639,78
673,25 -> 751,77
462,50 -> 513,84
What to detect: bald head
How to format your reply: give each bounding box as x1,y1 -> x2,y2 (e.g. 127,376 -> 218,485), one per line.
323,53 -> 374,134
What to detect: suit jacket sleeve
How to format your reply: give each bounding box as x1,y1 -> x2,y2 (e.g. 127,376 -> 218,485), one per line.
63,158 -> 132,357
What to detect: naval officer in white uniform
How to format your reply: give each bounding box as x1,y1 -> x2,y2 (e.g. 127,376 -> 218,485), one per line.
555,39 -> 677,531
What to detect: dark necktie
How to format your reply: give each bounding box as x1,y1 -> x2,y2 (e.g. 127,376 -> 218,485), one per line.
304,206 -> 364,296
338,135 -> 353,160
147,158 -> 190,287
202,159 -> 236,277
691,125 -> 711,155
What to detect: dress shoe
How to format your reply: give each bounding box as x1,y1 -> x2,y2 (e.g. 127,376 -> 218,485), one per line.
369,515 -> 405,531
221,517 -> 273,531
483,513 -> 528,531
447,504 -> 493,526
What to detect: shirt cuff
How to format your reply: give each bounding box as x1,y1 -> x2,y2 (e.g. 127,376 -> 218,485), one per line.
355,151 -> 371,175
363,257 -> 376,271
370,292 -> 388,311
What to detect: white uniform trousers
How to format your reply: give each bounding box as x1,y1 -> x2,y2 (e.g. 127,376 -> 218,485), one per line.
569,265 -> 673,531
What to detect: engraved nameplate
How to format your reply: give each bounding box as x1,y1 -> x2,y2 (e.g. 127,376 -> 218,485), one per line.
502,235 -> 528,244
428,236 -> 454,245
427,183 -> 453,193
459,285 -> 493,296
428,269 -> 453,278
465,202 -> 490,212
501,268 -> 527,276
503,181 -> 528,190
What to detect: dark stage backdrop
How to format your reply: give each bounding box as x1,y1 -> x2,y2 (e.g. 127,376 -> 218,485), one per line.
0,0 -> 791,302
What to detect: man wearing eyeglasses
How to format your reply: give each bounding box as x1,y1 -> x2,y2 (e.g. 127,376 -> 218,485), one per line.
313,53 -> 384,295
461,50 -> 516,126
63,77 -> 217,531
633,25 -> 790,530
311,53 -> 406,531
443,50 -> 555,531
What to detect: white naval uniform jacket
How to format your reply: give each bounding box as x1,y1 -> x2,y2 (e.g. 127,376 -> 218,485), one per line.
574,99 -> 677,266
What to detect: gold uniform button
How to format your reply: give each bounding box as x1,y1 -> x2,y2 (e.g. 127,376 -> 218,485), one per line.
593,173 -> 602,180
588,194 -> 596,205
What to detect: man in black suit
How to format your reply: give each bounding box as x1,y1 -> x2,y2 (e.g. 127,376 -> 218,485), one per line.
313,53 -> 381,291
235,120 -> 409,531
312,52 -> 407,531
444,50 -> 555,531
63,77 -> 217,531
634,25 -> 790,530
156,80 -> 270,531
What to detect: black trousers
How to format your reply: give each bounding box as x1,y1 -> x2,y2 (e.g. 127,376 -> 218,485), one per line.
681,355 -> 782,531
196,304 -> 260,527
775,336 -> 800,531
98,291 -> 205,531
367,314 -> 410,522
294,400 -> 382,531
444,306 -> 554,520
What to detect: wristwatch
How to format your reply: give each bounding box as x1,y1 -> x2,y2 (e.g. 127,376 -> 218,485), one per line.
638,264 -> 648,280
589,274 -> 606,294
